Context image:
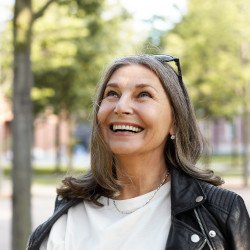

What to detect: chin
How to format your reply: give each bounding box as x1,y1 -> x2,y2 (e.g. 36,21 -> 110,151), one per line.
111,149 -> 134,155
110,147 -> 138,156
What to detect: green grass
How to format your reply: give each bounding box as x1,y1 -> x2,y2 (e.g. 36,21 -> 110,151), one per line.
198,154 -> 244,178
33,176 -> 61,185
3,165 -> 87,175
2,165 -> 88,185
210,154 -> 242,164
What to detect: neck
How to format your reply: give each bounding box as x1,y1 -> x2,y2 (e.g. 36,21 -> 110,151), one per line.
115,153 -> 169,199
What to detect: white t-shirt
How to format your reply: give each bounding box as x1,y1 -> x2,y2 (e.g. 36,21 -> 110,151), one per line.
40,181 -> 171,250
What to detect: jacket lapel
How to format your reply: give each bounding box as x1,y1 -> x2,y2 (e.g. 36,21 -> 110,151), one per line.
170,168 -> 206,215
166,168 -> 208,249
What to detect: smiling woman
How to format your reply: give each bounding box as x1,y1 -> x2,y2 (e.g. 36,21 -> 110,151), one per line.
97,64 -> 173,159
27,55 -> 250,250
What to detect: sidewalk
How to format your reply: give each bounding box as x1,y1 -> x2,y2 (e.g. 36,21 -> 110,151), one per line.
1,178 -> 250,250
0,180 -> 56,250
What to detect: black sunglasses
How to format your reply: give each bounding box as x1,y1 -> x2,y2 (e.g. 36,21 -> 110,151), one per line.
152,54 -> 184,88
152,54 -> 190,105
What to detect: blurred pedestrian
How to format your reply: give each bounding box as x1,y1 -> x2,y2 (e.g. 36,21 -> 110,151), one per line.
27,54 -> 250,249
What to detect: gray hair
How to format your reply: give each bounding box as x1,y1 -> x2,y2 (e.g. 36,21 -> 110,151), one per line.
57,55 -> 223,204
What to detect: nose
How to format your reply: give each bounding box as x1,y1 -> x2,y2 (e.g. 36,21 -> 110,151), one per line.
114,94 -> 133,115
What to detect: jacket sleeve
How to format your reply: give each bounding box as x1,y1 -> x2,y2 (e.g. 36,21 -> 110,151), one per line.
226,194 -> 250,250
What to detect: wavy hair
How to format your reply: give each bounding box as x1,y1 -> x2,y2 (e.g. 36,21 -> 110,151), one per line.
57,55 -> 223,205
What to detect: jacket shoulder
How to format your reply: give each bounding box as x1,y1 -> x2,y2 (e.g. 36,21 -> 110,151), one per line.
199,181 -> 240,214
199,181 -> 250,248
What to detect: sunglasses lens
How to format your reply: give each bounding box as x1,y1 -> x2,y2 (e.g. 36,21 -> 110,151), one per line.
153,55 -> 177,63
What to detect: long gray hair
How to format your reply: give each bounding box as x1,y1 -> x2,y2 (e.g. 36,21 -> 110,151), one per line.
57,55 -> 223,204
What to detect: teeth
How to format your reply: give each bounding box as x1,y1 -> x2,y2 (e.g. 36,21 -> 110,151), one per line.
112,125 -> 142,133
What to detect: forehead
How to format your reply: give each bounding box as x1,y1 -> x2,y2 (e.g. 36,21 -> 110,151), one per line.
107,64 -> 161,86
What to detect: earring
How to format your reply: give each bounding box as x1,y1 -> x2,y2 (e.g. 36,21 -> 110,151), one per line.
170,134 -> 175,140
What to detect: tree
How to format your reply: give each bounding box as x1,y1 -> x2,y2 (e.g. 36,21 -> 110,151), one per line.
31,1 -> 131,171
163,0 -> 250,180
12,0 -> 103,249
13,1 -> 38,249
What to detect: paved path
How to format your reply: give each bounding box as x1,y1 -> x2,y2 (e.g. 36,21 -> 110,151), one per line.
0,182 -> 56,250
0,179 -> 250,250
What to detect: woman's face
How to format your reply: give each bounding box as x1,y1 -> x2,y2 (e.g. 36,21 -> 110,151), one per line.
97,64 -> 173,157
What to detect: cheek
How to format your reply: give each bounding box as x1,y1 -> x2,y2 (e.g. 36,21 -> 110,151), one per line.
97,109 -> 103,125
142,106 -> 170,123
146,107 -> 173,132
97,102 -> 112,126
96,109 -> 107,140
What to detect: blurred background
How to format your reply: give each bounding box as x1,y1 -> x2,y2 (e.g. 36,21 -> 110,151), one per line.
0,0 -> 250,249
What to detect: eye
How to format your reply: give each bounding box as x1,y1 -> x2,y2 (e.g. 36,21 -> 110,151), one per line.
138,91 -> 152,98
104,90 -> 119,98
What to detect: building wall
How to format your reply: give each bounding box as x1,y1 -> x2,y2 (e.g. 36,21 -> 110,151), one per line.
0,94 -> 70,163
33,114 -> 69,152
0,94 -> 13,159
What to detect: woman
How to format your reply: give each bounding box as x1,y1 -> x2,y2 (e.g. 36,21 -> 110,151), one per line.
28,55 -> 250,250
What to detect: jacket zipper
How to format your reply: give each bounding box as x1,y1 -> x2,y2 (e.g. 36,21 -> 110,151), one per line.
194,208 -> 214,250
197,239 -> 207,250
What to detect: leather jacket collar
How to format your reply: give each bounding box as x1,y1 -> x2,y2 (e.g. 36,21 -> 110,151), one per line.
167,168 -> 209,250
170,167 -> 206,215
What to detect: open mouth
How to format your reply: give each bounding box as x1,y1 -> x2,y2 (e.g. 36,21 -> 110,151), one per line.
110,124 -> 143,133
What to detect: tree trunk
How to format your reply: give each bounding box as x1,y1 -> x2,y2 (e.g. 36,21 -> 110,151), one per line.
12,0 -> 33,249
242,88 -> 250,187
240,41 -> 250,187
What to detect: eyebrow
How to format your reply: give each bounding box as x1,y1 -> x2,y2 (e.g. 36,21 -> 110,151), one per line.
106,82 -> 159,92
106,83 -> 119,88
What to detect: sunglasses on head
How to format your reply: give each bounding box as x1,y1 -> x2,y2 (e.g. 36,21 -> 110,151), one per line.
152,54 -> 184,88
152,54 -> 190,105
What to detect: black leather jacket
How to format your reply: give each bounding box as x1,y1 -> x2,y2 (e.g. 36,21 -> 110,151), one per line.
27,168 -> 250,250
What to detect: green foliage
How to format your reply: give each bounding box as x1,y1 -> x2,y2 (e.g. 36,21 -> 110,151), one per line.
0,0 -> 133,118
58,0 -> 103,17
163,0 -> 250,119
0,21 -> 13,94
32,1 -> 131,117
33,66 -> 77,114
